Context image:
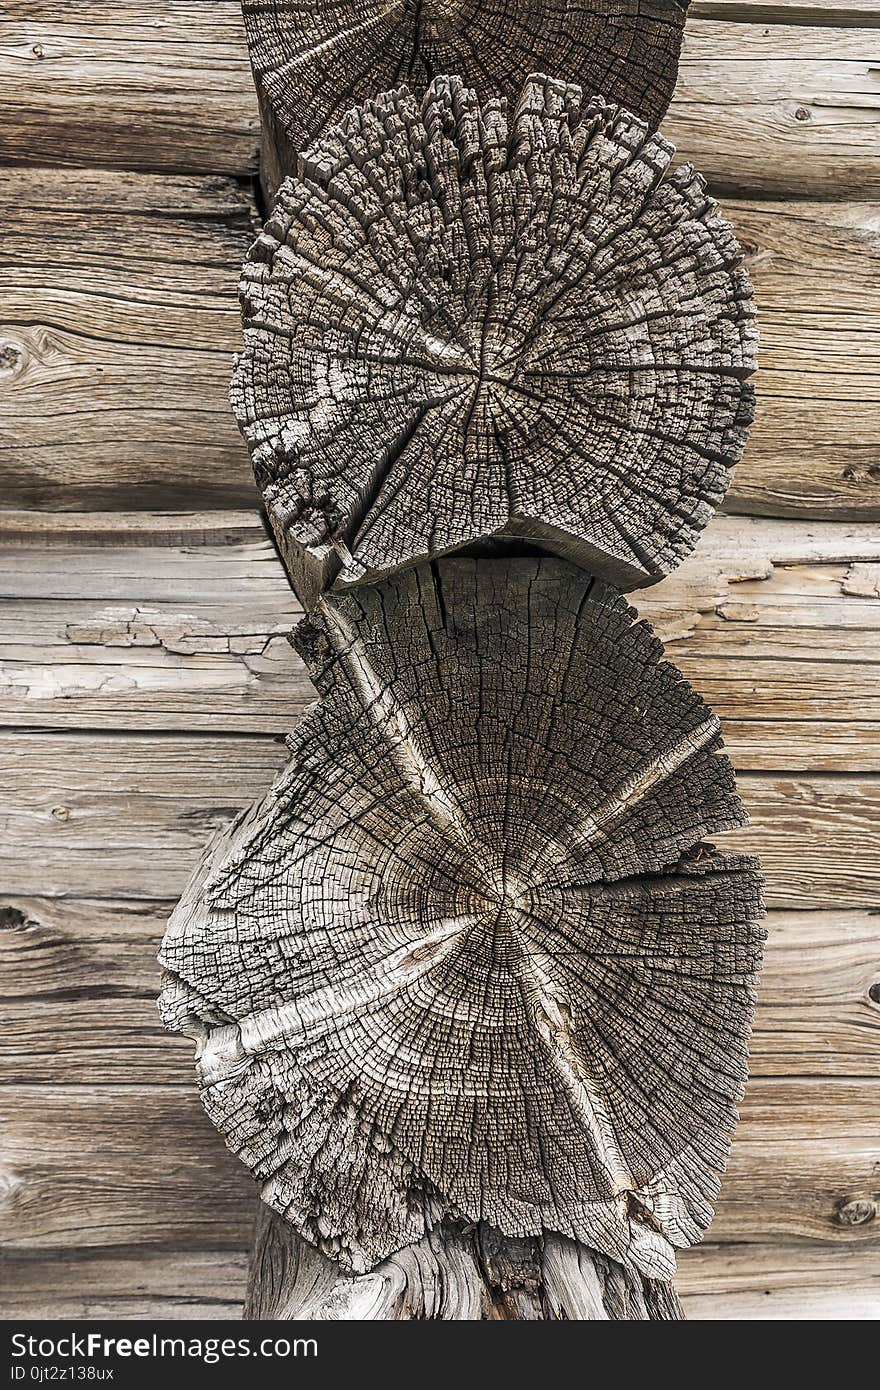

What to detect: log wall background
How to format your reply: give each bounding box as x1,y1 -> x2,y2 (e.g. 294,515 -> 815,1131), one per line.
0,0 -> 878,1319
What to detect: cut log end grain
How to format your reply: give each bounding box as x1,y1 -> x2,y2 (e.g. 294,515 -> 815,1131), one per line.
241,0 -> 690,173
159,555 -> 765,1280
231,74 -> 757,609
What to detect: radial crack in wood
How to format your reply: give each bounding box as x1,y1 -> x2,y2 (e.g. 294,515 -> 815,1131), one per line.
241,0 -> 690,190
159,555 -> 765,1281
231,74 -> 757,608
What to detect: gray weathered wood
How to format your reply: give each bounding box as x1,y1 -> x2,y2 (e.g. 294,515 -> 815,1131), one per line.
4,898 -> 877,1084
245,1205 -> 684,1320
4,512 -> 880,769
3,9 -> 879,198
2,1081 -> 878,1253
241,0 -> 689,195
6,191 -> 877,521
232,74 -> 756,606
0,168 -> 257,512
159,554 -> 764,1284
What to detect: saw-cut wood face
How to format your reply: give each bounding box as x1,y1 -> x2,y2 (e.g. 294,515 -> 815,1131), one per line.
159,555 -> 765,1277
241,0 -> 690,152
231,74 -> 756,608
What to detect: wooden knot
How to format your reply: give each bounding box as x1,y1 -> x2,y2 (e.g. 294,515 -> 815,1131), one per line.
835,1196 -> 877,1227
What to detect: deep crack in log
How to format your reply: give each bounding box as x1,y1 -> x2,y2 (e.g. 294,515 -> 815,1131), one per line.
159,555 -> 765,1285
231,74 -> 756,609
241,1 -> 690,193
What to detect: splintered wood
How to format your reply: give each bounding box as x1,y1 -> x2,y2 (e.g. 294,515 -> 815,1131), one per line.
159,556 -> 765,1281
231,75 -> 756,608
241,0 -> 690,184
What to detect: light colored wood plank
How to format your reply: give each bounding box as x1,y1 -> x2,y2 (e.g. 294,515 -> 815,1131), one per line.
0,533 -> 304,733
678,1242 -> 880,1319
724,199 -> 880,520
1,739 -> 879,906
671,21 -> 880,197
0,168 -> 256,510
3,191 -> 878,517
1,8 -> 878,197
0,2 -> 258,174
0,1081 -> 875,1251
3,513 -> 880,764
0,1249 -> 249,1320
3,898 -> 876,1082
4,1239 -> 877,1319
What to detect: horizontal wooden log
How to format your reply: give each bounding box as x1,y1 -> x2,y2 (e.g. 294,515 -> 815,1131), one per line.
2,514 -> 880,768
677,1242 -> 880,1319
0,1250 -> 249,1320
0,169 -> 256,511
1,736 -> 878,907
725,199 -> 880,521
693,1 -> 880,19
2,7 -> 878,197
3,897 -> 876,1083
4,188 -> 876,520
0,2 -> 258,174
671,22 -> 880,198
0,1081 -> 876,1252
4,1239 -> 877,1320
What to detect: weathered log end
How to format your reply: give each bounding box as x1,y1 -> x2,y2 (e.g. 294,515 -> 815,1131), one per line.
159,555 -> 765,1308
245,1204 -> 684,1320
231,74 -> 756,610
242,1 -> 690,195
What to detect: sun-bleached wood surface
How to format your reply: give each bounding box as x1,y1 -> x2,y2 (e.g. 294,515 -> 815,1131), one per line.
2,0 -> 878,1321
232,75 -> 755,605
5,174 -> 877,521
240,0 -> 689,193
159,556 -> 763,1280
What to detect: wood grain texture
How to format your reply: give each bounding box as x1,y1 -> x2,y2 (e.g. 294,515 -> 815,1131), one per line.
726,199 -> 880,521
160,555 -> 763,1279
233,74 -> 755,604
0,168 -> 257,511
2,7 -> 878,197
3,513 -> 880,769
0,2 -> 259,174
3,897 -> 875,1085
2,751 -> 879,907
677,1242 -> 880,1319
0,1249 -> 251,1321
241,0 -> 689,195
1,1081 -> 876,1251
6,193 -> 878,522
672,21 -> 880,198
4,1239 -> 878,1320
244,1205 -> 684,1320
